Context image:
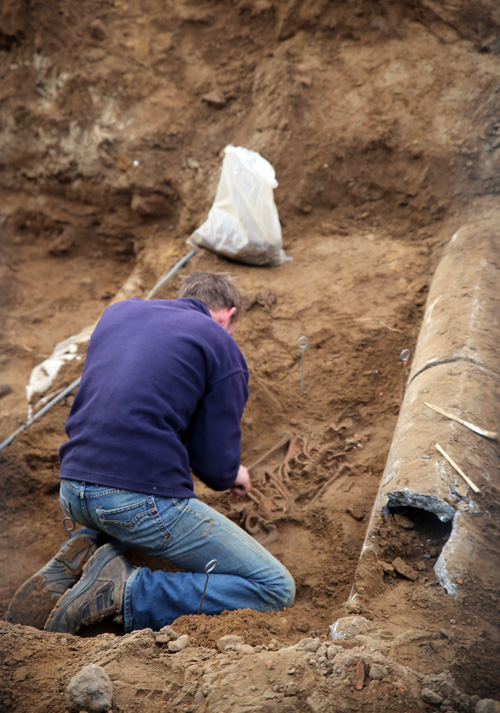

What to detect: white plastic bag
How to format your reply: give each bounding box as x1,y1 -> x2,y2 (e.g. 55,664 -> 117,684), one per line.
189,145 -> 290,266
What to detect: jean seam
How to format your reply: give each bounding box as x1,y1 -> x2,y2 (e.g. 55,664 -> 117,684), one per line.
175,500 -> 291,571
83,489 -> 126,499
62,480 -> 125,498
123,566 -> 140,633
180,500 -> 261,544
80,487 -> 91,523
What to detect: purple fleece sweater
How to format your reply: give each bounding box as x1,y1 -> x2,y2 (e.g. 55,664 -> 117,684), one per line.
59,298 -> 249,498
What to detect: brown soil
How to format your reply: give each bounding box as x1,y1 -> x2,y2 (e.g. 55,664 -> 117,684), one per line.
1,1 -> 500,711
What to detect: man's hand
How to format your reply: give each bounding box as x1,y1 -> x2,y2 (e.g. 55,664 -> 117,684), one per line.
230,464 -> 251,497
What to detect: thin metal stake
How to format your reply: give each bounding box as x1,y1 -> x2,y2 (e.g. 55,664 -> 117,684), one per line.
400,348 -> 411,399
62,517 -> 76,538
197,559 -> 218,615
297,336 -> 308,396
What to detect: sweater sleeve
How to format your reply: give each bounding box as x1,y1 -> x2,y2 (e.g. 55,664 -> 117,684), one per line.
186,368 -> 249,491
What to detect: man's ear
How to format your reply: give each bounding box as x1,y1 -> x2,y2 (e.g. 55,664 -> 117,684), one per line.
220,306 -> 237,335
210,306 -> 237,330
222,307 -> 237,325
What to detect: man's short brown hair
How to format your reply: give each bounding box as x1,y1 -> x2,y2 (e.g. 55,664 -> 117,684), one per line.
178,272 -> 241,324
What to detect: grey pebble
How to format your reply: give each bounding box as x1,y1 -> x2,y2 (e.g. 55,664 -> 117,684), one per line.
421,687 -> 444,705
476,700 -> 500,713
168,634 -> 190,652
369,663 -> 388,680
66,664 -> 113,713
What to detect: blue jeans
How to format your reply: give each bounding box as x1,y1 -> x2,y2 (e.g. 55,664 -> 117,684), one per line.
59,479 -> 295,632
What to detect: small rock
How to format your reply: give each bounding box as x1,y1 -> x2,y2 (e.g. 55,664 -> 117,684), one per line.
330,616 -> 371,641
161,624 -> 178,638
392,557 -> 418,581
89,20 -> 107,40
379,561 -> 395,575
117,628 -> 156,650
202,91 -> 226,108
155,625 -> 178,644
217,634 -> 245,652
326,644 -> 343,659
344,595 -> 362,614
429,640 -> 446,654
131,192 -> 173,218
476,700 -> 500,713
48,230 -> 75,256
233,644 -> 255,653
346,505 -> 364,521
368,663 -> 388,680
440,629 -> 454,640
421,687 -> 444,705
168,634 -> 189,652
66,664 -> 113,713
296,637 -> 321,652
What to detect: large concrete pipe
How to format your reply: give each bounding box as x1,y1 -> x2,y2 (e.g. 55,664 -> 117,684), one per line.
349,216 -> 500,602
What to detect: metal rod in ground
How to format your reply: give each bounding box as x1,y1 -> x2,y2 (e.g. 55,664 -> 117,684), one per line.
400,348 -> 411,400
146,248 -> 198,300
0,376 -> 82,452
197,559 -> 218,614
297,336 -> 308,396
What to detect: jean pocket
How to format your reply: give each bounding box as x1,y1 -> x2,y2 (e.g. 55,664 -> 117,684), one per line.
96,496 -> 173,553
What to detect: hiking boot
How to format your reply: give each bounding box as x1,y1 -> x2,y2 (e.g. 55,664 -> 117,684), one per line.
6,535 -> 98,629
44,543 -> 135,634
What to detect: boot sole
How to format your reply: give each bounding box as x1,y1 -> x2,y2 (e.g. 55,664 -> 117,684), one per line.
44,543 -> 123,634
6,535 -> 97,629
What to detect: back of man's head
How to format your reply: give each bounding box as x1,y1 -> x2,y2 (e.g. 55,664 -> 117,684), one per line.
178,272 -> 241,326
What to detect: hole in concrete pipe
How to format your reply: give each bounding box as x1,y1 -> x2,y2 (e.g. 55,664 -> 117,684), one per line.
387,505 -> 453,542
376,505 -> 453,577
